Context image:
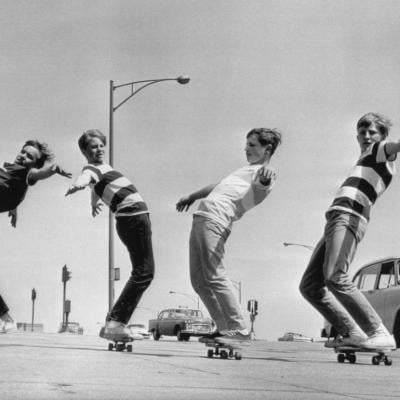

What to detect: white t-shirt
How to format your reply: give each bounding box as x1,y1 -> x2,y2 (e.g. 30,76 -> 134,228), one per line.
194,164 -> 275,229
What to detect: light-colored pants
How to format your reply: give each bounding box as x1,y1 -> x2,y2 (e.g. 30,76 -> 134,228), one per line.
189,215 -> 246,332
300,210 -> 381,336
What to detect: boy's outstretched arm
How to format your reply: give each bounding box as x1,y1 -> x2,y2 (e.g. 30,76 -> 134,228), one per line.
176,184 -> 216,212
65,171 -> 93,196
385,140 -> 400,157
29,164 -> 72,184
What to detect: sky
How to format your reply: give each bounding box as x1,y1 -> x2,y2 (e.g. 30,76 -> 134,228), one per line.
1,0 -> 400,341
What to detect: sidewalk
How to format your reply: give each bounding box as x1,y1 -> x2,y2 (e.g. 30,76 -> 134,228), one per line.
0,332 -> 399,399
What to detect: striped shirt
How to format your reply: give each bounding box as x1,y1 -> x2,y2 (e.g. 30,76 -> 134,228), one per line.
83,163 -> 148,217
328,141 -> 396,222
194,164 -> 274,229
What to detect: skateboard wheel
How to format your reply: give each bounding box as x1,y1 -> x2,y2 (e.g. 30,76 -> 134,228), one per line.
348,354 -> 356,364
207,349 -> 214,358
220,350 -> 228,359
116,343 -> 125,352
234,352 -> 242,360
337,354 -> 345,363
372,355 -> 380,365
384,357 -> 392,366
126,344 -> 133,352
108,343 -> 114,351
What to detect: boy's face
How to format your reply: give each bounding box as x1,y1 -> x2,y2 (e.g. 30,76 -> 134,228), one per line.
83,137 -> 105,164
357,122 -> 384,152
245,134 -> 269,165
15,145 -> 41,169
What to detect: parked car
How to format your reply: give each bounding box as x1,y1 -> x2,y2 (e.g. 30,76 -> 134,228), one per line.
148,308 -> 214,341
58,322 -> 84,335
322,257 -> 400,347
128,323 -> 151,339
278,332 -> 313,342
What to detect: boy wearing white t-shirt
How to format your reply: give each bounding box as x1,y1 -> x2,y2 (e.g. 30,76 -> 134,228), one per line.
176,128 -> 281,343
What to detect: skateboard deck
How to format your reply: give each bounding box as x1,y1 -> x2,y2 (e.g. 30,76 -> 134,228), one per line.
205,339 -> 243,360
334,345 -> 395,365
99,327 -> 134,352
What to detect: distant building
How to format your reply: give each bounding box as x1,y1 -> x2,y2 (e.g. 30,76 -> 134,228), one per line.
17,323 -> 44,332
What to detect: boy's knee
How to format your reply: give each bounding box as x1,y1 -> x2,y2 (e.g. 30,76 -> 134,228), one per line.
299,276 -> 313,299
324,270 -> 352,292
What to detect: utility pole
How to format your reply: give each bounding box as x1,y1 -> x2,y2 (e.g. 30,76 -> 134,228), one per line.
31,288 -> 36,332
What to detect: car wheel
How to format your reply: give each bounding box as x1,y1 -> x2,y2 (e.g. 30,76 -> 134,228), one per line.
153,330 -> 161,341
176,327 -> 184,341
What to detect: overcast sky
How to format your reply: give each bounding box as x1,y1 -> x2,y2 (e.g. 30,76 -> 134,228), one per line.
1,0 -> 400,340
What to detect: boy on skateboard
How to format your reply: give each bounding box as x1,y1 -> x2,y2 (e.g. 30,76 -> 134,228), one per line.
300,113 -> 400,351
176,128 -> 281,344
0,140 -> 71,333
66,129 -> 154,341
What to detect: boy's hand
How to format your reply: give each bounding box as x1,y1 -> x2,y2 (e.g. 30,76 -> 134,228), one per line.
176,196 -> 194,212
65,185 -> 83,196
257,166 -> 276,186
53,165 -> 72,179
92,203 -> 103,217
8,209 -> 17,228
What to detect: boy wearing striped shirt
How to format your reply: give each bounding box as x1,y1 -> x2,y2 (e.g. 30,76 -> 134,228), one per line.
66,129 -> 154,339
300,113 -> 399,350
176,128 -> 281,343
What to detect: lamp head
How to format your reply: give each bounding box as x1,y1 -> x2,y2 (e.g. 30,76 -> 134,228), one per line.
177,75 -> 190,84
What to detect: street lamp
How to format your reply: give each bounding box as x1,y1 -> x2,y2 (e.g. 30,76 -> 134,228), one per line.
283,242 -> 314,251
169,290 -> 200,309
108,75 -> 190,311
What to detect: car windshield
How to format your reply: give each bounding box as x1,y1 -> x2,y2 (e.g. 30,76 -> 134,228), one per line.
173,309 -> 202,317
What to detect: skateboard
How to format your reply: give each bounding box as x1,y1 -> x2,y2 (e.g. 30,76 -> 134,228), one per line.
334,345 -> 394,366
205,339 -> 243,360
99,327 -> 134,352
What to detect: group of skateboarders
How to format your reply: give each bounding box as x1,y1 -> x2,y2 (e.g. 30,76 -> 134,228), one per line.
0,113 -> 398,358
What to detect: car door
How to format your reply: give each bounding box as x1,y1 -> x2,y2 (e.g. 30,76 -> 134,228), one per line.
354,262 -> 385,320
378,260 -> 400,332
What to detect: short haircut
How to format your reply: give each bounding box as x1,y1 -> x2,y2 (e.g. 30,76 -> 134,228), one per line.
246,128 -> 282,155
78,129 -> 107,152
357,113 -> 392,138
23,140 -> 54,168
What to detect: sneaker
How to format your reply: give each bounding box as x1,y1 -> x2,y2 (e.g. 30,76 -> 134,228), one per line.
215,330 -> 251,344
99,322 -> 134,340
361,333 -> 396,350
324,330 -> 367,348
0,320 -> 17,334
324,335 -> 342,348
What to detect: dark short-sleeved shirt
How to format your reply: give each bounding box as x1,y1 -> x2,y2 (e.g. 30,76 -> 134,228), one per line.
0,162 -> 31,213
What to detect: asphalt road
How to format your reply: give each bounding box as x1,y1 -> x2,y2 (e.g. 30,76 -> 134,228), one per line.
0,332 -> 399,399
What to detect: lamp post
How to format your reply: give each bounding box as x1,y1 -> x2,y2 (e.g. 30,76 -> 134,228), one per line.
31,288 -> 36,332
169,290 -> 200,309
283,242 -> 314,251
108,75 -> 190,311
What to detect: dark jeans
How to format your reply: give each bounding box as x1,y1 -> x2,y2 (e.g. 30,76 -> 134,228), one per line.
0,295 -> 9,316
107,213 -> 155,325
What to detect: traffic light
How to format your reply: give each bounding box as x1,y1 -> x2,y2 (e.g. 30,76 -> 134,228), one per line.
247,299 -> 258,316
31,288 -> 37,301
62,265 -> 72,282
